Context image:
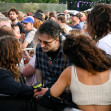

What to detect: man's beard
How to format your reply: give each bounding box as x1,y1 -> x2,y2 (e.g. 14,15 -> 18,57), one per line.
11,18 -> 16,22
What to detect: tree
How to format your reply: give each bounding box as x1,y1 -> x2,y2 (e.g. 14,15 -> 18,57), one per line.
0,0 -> 110,5
0,0 -> 58,3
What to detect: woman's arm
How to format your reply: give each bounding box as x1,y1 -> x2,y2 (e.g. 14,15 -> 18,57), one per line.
35,66 -> 72,111
50,66 -> 71,98
0,69 -> 34,97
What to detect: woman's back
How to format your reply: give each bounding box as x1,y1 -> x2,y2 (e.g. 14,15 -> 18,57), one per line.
70,66 -> 111,111
79,105 -> 111,111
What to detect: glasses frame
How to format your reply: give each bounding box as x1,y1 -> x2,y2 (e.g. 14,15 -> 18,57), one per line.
38,38 -> 56,46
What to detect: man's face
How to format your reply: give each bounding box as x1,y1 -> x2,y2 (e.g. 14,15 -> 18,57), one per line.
38,34 -> 58,52
9,11 -> 18,21
71,16 -> 78,23
57,19 -> 61,24
50,17 -> 57,22
23,22 -> 32,31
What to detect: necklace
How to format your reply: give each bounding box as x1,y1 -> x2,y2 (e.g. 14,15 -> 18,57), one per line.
48,57 -> 52,65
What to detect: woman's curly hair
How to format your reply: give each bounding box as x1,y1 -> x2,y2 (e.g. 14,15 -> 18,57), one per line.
63,34 -> 111,74
87,3 -> 111,41
0,36 -> 22,81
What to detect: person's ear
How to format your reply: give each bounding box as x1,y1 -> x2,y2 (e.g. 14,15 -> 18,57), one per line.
16,14 -> 18,18
56,37 -> 59,41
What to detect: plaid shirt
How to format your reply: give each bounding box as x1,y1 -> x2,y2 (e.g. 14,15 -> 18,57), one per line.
35,43 -> 71,88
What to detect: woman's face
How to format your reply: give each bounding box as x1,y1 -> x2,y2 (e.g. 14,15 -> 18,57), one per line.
13,26 -> 21,39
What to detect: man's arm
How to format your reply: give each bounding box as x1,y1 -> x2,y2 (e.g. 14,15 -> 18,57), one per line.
20,33 -> 25,43
22,41 -> 28,49
22,31 -> 35,49
35,69 -> 43,84
34,69 -> 48,98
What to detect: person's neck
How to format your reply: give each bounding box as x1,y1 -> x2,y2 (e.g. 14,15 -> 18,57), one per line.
12,19 -> 18,24
72,20 -> 80,26
52,41 -> 60,52
27,27 -> 34,32
61,23 -> 66,28
72,22 -> 78,26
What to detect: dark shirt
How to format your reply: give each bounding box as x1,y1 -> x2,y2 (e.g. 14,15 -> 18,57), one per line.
35,43 -> 71,88
0,68 -> 34,97
72,24 -> 82,30
47,46 -> 60,61
17,22 -> 25,34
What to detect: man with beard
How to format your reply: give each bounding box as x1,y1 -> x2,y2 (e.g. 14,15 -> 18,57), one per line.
8,8 -> 25,43
22,16 -> 37,48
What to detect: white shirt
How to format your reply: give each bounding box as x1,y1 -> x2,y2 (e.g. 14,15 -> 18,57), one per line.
65,24 -> 72,32
97,33 -> 111,55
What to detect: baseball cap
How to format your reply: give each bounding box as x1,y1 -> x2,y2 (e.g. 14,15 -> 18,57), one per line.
33,11 -> 43,21
70,12 -> 83,21
22,17 -> 34,24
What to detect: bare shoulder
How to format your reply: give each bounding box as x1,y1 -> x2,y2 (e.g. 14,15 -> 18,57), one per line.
62,66 -> 72,75
60,66 -> 72,84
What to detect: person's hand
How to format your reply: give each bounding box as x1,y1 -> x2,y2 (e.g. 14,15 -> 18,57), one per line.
29,50 -> 34,57
34,88 -> 48,99
22,49 -> 31,61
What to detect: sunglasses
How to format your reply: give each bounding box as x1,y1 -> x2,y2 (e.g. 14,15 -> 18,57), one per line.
38,38 -> 56,46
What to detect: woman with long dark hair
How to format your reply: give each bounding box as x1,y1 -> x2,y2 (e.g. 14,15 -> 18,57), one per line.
87,3 -> 111,55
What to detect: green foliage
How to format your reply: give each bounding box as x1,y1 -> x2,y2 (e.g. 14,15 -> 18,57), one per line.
0,0 -> 110,4
0,0 -> 110,11
0,3 -> 66,13
0,0 -> 58,3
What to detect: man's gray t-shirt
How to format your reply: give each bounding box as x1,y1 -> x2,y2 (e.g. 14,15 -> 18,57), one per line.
25,28 -> 37,48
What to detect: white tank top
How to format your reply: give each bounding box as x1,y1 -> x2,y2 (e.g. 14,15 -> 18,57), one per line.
70,65 -> 111,105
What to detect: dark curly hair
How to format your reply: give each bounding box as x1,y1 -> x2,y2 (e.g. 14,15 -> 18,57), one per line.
63,34 -> 111,74
0,36 -> 22,81
87,3 -> 111,41
37,20 -> 61,39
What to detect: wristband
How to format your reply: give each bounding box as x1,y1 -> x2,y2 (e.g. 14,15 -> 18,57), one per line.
33,83 -> 42,89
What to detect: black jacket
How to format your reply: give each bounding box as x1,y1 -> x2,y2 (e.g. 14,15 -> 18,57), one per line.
0,69 -> 34,97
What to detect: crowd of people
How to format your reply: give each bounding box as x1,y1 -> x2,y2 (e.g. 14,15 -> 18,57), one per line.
0,3 -> 111,111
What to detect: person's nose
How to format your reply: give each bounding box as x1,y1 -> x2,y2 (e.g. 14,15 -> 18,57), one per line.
23,24 -> 26,26
40,42 -> 45,48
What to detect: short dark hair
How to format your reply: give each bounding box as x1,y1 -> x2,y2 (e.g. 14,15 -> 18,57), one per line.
38,20 -> 61,39
57,16 -> 66,23
49,12 -> 56,18
11,24 -> 18,29
8,8 -> 19,16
